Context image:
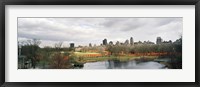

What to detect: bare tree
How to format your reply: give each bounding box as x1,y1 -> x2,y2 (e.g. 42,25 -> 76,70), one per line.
19,39 -> 41,69
55,41 -> 63,51
50,52 -> 71,69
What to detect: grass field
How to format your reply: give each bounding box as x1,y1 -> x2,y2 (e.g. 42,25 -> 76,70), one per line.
72,52 -> 158,63
74,52 -> 101,55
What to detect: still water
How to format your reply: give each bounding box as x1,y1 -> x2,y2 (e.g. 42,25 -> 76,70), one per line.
82,60 -> 167,69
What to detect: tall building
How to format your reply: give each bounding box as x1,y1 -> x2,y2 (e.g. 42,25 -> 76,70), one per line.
89,43 -> 92,47
130,37 -> 134,46
116,41 -> 120,45
124,39 -> 129,45
109,41 -> 113,45
163,40 -> 172,44
156,37 -> 163,44
70,43 -> 75,48
103,39 -> 107,45
144,40 -> 155,44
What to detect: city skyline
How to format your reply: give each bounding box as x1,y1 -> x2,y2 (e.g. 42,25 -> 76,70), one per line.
70,36 -> 175,48
18,18 -> 182,47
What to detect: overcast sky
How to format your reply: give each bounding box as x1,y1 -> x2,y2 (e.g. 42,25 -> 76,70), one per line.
18,18 -> 182,47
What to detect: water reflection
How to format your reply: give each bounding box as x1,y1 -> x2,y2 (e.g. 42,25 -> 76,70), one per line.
82,60 -> 166,69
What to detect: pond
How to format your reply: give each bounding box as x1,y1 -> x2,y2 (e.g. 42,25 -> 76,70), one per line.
81,60 -> 167,69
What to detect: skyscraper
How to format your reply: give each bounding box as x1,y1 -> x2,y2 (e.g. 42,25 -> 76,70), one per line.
70,43 -> 75,48
109,41 -> 113,45
116,41 -> 120,45
156,37 -> 162,44
130,37 -> 134,46
124,39 -> 129,45
89,43 -> 92,47
103,39 -> 107,45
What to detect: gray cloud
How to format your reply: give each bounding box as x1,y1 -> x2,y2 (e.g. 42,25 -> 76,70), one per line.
18,17 -> 182,47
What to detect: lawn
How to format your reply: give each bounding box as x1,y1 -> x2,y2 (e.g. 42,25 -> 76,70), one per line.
72,52 -> 158,63
74,52 -> 101,55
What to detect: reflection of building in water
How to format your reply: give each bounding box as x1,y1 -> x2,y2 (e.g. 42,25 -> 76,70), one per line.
156,37 -> 163,44
70,43 -> 75,48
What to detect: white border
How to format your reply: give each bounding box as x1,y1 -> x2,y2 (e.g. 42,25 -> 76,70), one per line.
5,5 -> 195,82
